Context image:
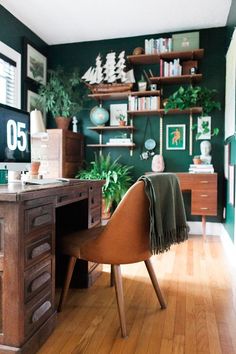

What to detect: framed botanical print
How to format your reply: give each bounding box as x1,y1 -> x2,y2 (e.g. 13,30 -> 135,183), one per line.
166,124 -> 186,150
25,41 -> 47,85
27,90 -> 46,126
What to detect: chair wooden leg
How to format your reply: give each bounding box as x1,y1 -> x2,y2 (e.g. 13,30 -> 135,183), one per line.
58,256 -> 77,312
113,265 -> 127,338
145,259 -> 166,309
110,265 -> 114,287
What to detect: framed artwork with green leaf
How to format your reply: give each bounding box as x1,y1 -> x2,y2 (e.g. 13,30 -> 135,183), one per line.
166,124 -> 186,150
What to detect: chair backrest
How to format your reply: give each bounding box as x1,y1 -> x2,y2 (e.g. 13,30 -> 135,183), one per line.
80,180 -> 152,264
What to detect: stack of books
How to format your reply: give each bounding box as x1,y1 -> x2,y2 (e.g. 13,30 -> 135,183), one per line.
189,164 -> 214,174
106,138 -> 131,145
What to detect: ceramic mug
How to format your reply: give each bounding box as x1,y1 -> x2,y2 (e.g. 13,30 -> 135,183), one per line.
0,169 -> 8,184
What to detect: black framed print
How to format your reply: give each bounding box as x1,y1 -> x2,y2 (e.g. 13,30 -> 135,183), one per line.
24,40 -> 47,85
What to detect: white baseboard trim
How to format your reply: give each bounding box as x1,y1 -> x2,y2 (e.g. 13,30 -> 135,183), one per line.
187,221 -> 222,236
220,224 -> 236,269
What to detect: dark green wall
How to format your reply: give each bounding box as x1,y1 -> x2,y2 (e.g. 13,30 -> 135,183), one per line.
224,1 -> 236,242
48,27 -> 226,222
0,5 -> 48,109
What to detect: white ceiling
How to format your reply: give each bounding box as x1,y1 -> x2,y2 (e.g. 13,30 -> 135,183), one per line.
1,0 -> 232,45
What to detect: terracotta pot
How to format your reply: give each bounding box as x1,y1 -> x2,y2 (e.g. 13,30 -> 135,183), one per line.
193,158 -> 202,165
119,120 -> 126,126
102,198 -> 112,220
31,161 -> 40,175
55,116 -> 71,130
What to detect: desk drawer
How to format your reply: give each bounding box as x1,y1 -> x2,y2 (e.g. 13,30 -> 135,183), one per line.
25,232 -> 53,267
24,259 -> 52,303
88,206 -> 101,228
56,185 -> 88,207
192,190 -> 217,215
24,203 -> 54,235
25,290 -> 53,338
177,173 -> 217,191
89,187 -> 101,209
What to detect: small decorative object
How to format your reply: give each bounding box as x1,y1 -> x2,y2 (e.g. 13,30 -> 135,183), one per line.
132,47 -> 144,55
30,161 -> 41,176
0,167 -> 8,185
166,124 -> 186,150
110,104 -> 127,126
193,156 -> 202,165
150,84 -> 157,91
72,116 -> 78,132
82,51 -> 135,93
200,140 -> 212,164
90,105 -> 109,126
24,39 -> 47,85
144,138 -> 156,151
138,75 -> 147,92
152,155 -> 165,172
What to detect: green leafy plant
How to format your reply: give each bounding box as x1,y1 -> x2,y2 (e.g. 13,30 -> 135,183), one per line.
75,153 -> 133,212
38,67 -> 85,118
164,86 -> 221,115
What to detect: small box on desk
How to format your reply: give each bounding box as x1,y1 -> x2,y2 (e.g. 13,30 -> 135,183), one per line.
172,32 -> 199,52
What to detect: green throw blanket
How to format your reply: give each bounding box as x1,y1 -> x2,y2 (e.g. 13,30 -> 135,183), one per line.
138,173 -> 189,254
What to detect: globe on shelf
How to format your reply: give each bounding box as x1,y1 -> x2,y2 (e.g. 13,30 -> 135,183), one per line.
90,106 -> 109,126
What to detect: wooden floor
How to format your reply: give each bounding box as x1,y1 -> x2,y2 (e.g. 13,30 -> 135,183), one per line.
38,235 -> 236,354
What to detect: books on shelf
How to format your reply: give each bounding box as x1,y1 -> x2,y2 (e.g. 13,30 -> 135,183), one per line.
189,164 -> 214,174
144,37 -> 172,54
107,138 -> 131,145
160,58 -> 182,77
128,95 -> 160,111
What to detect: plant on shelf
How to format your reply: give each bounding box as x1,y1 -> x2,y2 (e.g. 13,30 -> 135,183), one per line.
117,113 -> 126,126
38,67 -> 86,129
164,86 -> 221,137
75,153 -> 133,218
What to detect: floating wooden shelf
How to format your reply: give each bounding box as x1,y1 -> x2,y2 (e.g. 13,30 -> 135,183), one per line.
149,74 -> 202,85
88,125 -> 135,131
88,92 -> 130,100
129,90 -> 161,96
128,107 -> 202,116
127,49 -> 204,65
87,143 -> 135,148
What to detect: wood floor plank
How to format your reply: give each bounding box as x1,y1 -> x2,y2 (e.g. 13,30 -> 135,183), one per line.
37,235 -> 236,354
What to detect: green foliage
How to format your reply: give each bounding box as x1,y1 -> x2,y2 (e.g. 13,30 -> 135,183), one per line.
75,153 -> 133,211
164,86 -> 221,115
38,67 -> 86,118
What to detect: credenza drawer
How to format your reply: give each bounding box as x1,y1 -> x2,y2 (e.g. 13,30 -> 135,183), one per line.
25,290 -> 53,338
192,190 -> 217,215
25,232 -> 53,267
177,173 -> 217,190
24,259 -> 52,303
56,185 -> 88,207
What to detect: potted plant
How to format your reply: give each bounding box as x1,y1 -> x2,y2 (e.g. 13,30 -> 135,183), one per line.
138,75 -> 147,92
117,113 -> 126,126
38,67 -> 84,129
164,86 -> 221,138
75,153 -> 133,219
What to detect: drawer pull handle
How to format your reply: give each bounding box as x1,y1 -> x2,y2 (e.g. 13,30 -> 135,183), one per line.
30,272 -> 51,292
31,242 -> 51,259
200,194 -> 208,197
200,207 -> 209,210
33,213 -> 51,227
58,195 -> 69,203
200,181 -> 209,184
32,300 -> 51,323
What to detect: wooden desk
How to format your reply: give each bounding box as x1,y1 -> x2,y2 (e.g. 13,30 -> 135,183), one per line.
176,173 -> 218,239
0,179 -> 103,354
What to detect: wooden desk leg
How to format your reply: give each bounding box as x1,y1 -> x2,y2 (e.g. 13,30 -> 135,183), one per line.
202,215 -> 206,241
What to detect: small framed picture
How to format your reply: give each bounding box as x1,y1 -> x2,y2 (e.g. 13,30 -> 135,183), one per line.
166,124 -> 186,150
110,104 -> 128,126
27,90 -> 46,126
25,41 -> 47,85
197,116 -> 211,140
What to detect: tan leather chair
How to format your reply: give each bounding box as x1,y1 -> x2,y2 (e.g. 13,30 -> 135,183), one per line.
58,180 -> 166,337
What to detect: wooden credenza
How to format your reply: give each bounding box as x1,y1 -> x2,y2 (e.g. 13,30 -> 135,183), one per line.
31,129 -> 84,178
0,179 -> 103,354
176,173 -> 218,238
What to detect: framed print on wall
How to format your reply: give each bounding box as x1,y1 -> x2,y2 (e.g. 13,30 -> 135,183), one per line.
26,42 -> 47,85
27,90 -> 46,126
166,124 -> 186,150
110,104 -> 128,126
